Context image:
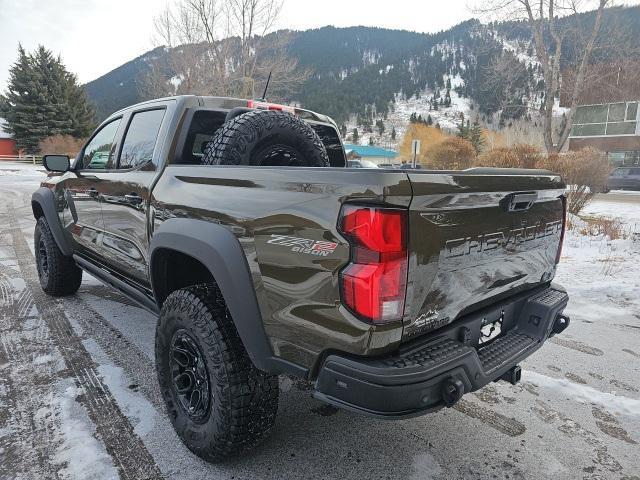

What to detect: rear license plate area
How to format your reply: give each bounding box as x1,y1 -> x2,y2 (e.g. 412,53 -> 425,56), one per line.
479,311 -> 504,345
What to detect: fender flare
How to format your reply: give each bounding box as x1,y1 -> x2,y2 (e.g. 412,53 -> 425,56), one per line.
31,187 -> 73,256
149,218 -> 304,376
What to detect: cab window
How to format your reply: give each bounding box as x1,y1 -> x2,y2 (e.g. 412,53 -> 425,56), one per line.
80,119 -> 122,170
119,109 -> 166,169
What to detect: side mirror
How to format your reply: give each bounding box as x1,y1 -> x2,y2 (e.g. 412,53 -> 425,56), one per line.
43,154 -> 70,172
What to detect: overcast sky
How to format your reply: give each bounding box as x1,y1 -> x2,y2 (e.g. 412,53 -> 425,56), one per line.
0,0 -> 474,91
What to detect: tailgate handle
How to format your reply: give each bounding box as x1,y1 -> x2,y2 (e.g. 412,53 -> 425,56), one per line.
501,192 -> 537,212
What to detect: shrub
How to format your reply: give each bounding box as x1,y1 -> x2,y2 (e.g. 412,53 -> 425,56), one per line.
578,215 -> 625,240
398,124 -> 447,165
539,148 -> 611,215
424,136 -> 476,170
475,144 -> 541,168
38,135 -> 86,157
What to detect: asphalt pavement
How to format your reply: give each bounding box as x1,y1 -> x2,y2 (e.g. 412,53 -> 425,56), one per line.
0,165 -> 638,480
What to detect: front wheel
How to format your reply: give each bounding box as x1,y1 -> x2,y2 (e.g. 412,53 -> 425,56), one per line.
155,284 -> 279,462
34,217 -> 82,296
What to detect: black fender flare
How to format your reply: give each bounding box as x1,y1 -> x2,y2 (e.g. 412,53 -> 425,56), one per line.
31,187 -> 73,257
149,218 -> 305,376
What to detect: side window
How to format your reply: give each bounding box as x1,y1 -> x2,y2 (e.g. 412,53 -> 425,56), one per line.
81,119 -> 122,170
119,109 -> 166,169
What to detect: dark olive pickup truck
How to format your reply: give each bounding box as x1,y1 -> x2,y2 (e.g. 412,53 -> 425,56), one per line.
32,95 -> 569,462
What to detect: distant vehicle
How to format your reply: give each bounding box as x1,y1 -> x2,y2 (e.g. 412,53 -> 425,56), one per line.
399,162 -> 423,169
346,159 -> 379,168
608,166 -> 640,191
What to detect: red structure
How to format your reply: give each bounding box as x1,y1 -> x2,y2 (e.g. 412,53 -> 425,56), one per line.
0,118 -> 17,156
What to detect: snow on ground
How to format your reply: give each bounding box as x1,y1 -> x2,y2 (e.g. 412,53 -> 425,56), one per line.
524,370 -> 640,417
581,190 -> 640,228
51,380 -> 119,480
1,161 -> 639,479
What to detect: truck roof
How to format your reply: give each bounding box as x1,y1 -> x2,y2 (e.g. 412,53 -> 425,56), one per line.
113,95 -> 337,128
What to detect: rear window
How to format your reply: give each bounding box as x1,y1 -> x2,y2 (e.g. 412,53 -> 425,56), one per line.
176,110 -> 227,165
175,109 -> 346,167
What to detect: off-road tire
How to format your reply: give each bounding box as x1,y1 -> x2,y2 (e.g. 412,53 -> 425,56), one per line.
155,284 -> 279,462
202,109 -> 330,168
34,216 -> 82,296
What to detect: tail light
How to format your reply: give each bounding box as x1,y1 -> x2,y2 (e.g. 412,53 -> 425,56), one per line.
555,196 -> 567,264
339,205 -> 408,323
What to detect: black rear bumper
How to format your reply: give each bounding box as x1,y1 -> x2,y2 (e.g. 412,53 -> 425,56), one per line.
313,284 -> 569,418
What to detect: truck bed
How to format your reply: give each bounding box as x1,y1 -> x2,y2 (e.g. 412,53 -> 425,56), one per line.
151,165 -> 565,369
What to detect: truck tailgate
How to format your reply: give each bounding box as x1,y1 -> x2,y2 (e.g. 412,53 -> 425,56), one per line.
403,169 -> 565,340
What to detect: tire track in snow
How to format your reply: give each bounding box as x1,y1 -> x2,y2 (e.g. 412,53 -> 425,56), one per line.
4,206 -> 164,480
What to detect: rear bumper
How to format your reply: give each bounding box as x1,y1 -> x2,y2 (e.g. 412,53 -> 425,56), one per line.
313,284 -> 569,418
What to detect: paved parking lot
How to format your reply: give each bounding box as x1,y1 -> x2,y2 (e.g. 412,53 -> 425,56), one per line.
0,163 -> 638,480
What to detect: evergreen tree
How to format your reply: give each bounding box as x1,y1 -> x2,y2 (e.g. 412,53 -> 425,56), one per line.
368,136 -> 374,146
469,117 -> 485,154
340,123 -> 347,138
391,127 -> 396,141
376,119 -> 385,136
427,114 -> 433,126
352,128 -> 359,144
0,45 -> 95,153
456,113 -> 470,140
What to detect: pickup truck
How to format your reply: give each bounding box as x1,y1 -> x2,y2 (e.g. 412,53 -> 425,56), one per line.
32,95 -> 570,462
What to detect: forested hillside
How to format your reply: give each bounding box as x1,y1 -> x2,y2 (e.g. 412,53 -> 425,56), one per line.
84,4 -> 640,146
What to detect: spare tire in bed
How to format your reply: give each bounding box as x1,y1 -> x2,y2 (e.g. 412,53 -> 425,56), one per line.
202,109 -> 330,167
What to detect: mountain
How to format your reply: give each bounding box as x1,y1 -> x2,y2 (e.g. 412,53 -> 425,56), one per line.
84,5 -> 640,146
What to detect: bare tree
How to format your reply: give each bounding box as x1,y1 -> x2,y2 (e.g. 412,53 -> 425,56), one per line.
475,0 -> 618,153
140,0 -> 310,101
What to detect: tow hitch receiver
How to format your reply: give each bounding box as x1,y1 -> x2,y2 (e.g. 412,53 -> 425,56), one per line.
551,314 -> 570,336
499,365 -> 522,385
441,378 -> 465,406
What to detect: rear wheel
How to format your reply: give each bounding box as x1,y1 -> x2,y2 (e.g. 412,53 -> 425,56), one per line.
34,217 -> 82,296
155,284 -> 279,462
202,109 -> 329,168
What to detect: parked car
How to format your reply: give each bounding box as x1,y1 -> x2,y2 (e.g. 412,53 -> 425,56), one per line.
33,95 -> 570,462
346,159 -> 379,168
608,166 -> 640,191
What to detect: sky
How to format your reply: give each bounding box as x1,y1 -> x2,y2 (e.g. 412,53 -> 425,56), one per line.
0,0 -> 474,91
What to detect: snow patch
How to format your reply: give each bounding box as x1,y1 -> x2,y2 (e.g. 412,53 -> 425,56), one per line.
525,371 -> 640,417
52,381 -> 119,480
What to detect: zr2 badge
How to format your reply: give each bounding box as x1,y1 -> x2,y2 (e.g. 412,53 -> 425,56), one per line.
267,234 -> 338,257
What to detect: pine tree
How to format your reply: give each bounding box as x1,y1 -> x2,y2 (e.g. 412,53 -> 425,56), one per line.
391,127 -> 396,141
368,136 -> 374,146
352,128 -> 359,144
456,113 -> 469,140
469,117 -> 485,155
0,45 -> 95,154
427,114 -> 433,126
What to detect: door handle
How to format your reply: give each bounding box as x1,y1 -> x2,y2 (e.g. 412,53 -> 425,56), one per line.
85,187 -> 98,197
124,194 -> 143,205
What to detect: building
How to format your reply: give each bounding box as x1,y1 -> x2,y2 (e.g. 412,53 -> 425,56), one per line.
0,118 -> 17,156
562,64 -> 640,166
343,144 -> 398,165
